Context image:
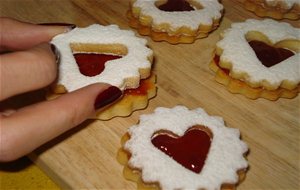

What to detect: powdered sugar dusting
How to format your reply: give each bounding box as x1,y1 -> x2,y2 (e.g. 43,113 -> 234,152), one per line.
51,24 -> 152,92
125,106 -> 248,190
217,19 -> 300,88
265,0 -> 300,9
132,0 -> 223,31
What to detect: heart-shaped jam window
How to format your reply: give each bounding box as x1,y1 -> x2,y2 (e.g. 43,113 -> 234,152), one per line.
151,126 -> 212,173
74,53 -> 121,77
70,43 -> 126,77
248,40 -> 294,68
157,0 -> 196,12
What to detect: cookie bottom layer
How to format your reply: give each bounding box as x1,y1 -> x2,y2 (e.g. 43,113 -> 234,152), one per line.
96,74 -> 156,120
47,74 -> 156,120
117,133 -> 158,190
209,58 -> 299,100
117,133 -> 246,190
241,0 -> 300,20
127,10 -> 220,44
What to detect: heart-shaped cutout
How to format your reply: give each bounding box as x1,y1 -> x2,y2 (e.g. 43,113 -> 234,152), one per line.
245,31 -> 296,68
70,43 -> 127,77
248,40 -> 294,68
151,125 -> 212,173
74,53 -> 122,77
156,0 -> 201,12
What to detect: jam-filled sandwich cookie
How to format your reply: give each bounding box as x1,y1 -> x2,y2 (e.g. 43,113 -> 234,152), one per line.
50,24 -> 156,120
240,0 -> 300,20
210,19 -> 300,100
127,0 -> 224,44
118,106 -> 248,190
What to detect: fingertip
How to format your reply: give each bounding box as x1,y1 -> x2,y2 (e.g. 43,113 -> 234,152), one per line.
50,43 -> 60,65
31,43 -> 59,72
49,83 -> 112,122
94,85 -> 122,110
38,23 -> 77,34
52,83 -> 122,122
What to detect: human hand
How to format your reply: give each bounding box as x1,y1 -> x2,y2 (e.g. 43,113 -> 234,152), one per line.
0,17 -> 122,161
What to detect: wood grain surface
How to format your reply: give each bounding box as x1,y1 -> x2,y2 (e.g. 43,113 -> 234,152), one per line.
1,0 -> 299,189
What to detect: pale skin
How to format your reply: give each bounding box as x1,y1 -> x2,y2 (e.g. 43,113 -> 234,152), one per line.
0,17 -> 113,161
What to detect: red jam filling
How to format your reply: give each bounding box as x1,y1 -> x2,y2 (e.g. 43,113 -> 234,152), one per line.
248,40 -> 294,68
151,126 -> 211,174
214,55 -> 230,75
158,0 -> 195,12
74,53 -> 122,77
214,40 -> 294,73
124,77 -> 153,96
74,53 -> 153,97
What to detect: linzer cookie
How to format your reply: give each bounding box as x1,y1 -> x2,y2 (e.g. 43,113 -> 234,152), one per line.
240,0 -> 300,20
96,74 -> 156,120
127,0 -> 224,44
50,24 -> 156,120
117,106 -> 248,189
209,19 -> 300,100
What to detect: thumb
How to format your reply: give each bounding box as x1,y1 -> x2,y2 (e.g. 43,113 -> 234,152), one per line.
0,83 -> 122,161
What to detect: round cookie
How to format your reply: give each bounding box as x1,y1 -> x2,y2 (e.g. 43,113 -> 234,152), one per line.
51,24 -> 153,92
210,19 -> 300,100
118,106 -> 248,189
50,24 -> 156,120
127,0 -> 224,44
240,0 -> 300,20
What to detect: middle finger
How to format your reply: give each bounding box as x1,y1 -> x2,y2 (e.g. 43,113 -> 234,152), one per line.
0,43 -> 59,101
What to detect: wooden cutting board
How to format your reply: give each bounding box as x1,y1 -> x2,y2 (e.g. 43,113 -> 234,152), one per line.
1,0 -> 299,189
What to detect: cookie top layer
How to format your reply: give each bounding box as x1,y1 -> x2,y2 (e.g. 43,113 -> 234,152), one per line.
132,0 -> 223,31
124,106 -> 248,190
265,0 -> 300,9
216,19 -> 300,89
51,24 -> 153,92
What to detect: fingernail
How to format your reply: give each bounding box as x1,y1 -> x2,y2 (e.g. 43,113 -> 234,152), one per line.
39,23 -> 76,32
50,43 -> 60,64
94,86 -> 122,110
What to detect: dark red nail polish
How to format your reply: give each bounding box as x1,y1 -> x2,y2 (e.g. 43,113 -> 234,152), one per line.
39,23 -> 76,30
94,86 -> 122,110
50,43 -> 60,64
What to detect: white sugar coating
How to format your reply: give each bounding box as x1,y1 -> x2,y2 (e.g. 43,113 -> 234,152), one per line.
51,24 -> 153,92
265,0 -> 300,9
216,19 -> 300,88
124,106 -> 248,190
132,0 -> 223,31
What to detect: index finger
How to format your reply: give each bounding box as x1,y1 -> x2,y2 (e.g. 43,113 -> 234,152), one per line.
0,17 -> 75,52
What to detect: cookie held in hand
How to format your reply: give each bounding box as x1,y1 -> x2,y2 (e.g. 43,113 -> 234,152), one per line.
49,24 -> 156,120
